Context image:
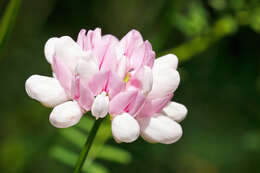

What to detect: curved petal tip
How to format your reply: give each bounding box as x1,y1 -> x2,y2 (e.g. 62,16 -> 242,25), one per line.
49,101 -> 83,128
112,113 -> 140,143
138,114 -> 183,144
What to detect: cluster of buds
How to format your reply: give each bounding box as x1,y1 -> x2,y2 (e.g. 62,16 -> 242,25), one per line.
25,28 -> 187,144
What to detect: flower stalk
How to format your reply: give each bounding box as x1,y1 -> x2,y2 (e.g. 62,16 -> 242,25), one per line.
73,117 -> 104,173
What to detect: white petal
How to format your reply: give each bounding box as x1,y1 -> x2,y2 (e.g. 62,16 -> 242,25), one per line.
138,114 -> 182,144
55,36 -> 85,72
76,51 -> 99,84
44,37 -> 58,64
91,92 -> 109,119
25,75 -> 69,107
112,113 -> 140,143
162,102 -> 187,122
154,54 -> 178,70
117,55 -> 127,79
115,41 -> 125,59
141,66 -> 153,95
148,68 -> 180,99
49,101 -> 83,128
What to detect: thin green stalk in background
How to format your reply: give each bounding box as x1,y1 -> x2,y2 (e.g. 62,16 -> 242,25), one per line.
159,16 -> 238,62
0,0 -> 22,58
74,117 -> 104,173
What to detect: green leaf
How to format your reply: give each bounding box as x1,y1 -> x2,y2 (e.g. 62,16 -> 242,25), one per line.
0,0 -> 22,57
249,7 -> 260,33
98,145 -> 132,164
86,162 -> 109,173
50,146 -> 109,173
58,128 -> 87,148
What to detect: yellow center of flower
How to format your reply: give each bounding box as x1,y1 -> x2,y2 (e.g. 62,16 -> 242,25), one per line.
123,72 -> 131,83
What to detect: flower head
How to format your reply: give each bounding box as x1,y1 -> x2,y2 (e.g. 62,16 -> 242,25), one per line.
25,28 -> 187,144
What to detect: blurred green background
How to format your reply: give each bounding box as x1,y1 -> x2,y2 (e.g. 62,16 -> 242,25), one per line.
0,0 -> 260,172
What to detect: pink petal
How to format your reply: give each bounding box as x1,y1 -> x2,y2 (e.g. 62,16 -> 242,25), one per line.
107,72 -> 124,99
71,75 -> 80,100
85,28 -> 102,51
77,29 -> 86,50
142,41 -> 155,68
127,91 -> 146,117
98,35 -> 119,71
102,34 -> 119,42
128,41 -> 155,72
120,30 -> 143,58
137,93 -> 173,118
52,56 -> 73,95
119,37 -> 155,76
88,71 -> 109,96
129,76 -> 142,90
116,55 -> 127,79
116,30 -> 155,81
78,80 -> 94,111
130,66 -> 153,94
109,90 -> 138,115
129,42 -> 145,70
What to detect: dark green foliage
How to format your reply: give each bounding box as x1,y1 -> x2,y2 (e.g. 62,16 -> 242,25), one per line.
0,0 -> 259,173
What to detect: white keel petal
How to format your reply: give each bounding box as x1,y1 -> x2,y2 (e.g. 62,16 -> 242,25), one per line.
154,54 -> 178,70
49,101 -> 83,128
44,37 -> 58,64
112,113 -> 140,143
91,92 -> 109,119
148,68 -> 180,99
25,75 -> 69,107
162,102 -> 187,122
138,114 -> 182,144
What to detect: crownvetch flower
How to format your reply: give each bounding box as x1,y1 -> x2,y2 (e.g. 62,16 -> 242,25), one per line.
25,28 -> 187,144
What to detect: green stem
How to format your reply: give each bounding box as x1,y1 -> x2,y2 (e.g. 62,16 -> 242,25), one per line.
0,0 -> 22,59
73,118 -> 104,173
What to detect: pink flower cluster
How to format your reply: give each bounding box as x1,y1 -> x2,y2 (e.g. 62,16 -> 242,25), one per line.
25,28 -> 187,144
